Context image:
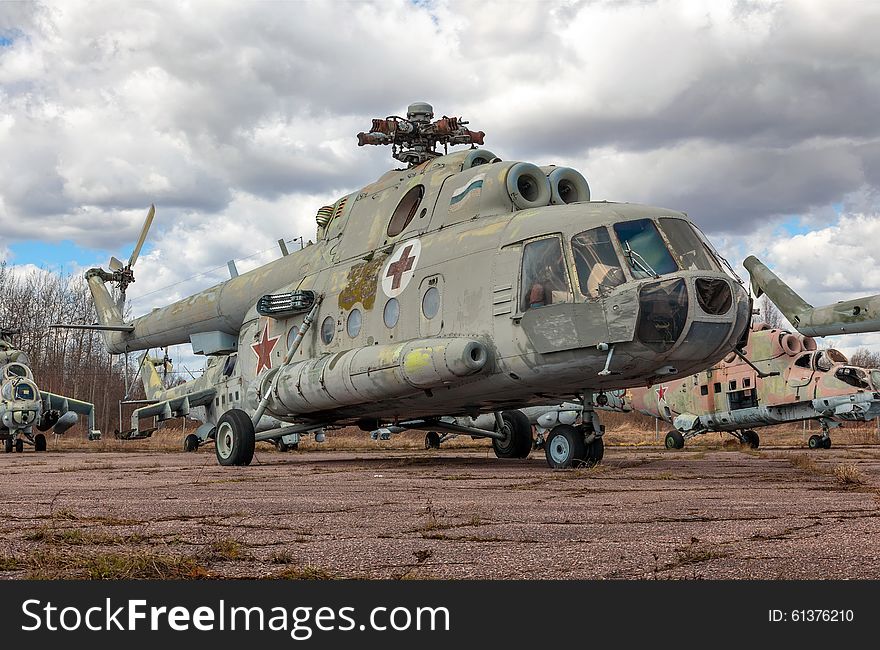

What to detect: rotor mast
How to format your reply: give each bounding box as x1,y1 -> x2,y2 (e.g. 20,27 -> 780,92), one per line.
356,102 -> 486,167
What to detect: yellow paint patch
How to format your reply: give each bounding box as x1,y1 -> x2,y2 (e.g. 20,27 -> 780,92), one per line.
403,348 -> 434,373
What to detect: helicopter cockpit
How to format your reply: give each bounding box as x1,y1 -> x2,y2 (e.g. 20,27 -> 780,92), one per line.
0,370 -> 40,430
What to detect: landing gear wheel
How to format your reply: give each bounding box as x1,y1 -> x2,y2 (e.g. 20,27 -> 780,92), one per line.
34,433 -> 47,452
822,437 -> 832,449
587,436 -> 604,464
808,434 -> 823,450
425,431 -> 441,450
544,424 -> 588,469
4,438 -> 12,453
183,434 -> 199,452
741,430 -> 760,449
214,409 -> 256,467
14,439 -> 23,453
492,411 -> 533,459
665,430 -> 685,450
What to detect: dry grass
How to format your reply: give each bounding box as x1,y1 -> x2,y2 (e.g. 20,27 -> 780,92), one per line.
24,551 -> 209,579
788,454 -> 822,475
833,463 -> 865,486
209,538 -> 245,560
24,527 -> 148,546
0,555 -> 18,571
673,538 -> 732,567
273,565 -> 335,580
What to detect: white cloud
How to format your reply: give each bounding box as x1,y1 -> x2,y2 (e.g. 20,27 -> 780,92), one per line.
2,0 -> 880,367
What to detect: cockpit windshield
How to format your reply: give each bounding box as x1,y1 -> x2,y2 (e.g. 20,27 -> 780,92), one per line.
520,236 -> 573,311
571,227 -> 626,299
613,219 -> 678,279
14,382 -> 35,400
658,218 -> 722,272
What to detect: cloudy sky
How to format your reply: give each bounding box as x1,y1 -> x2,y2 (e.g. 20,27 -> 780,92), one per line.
2,0 -> 880,367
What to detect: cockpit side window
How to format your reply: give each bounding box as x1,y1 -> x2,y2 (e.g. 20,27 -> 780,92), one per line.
613,219 -> 678,279
571,227 -> 626,299
658,218 -> 722,272
815,351 -> 833,372
222,354 -> 237,378
794,353 -> 812,368
836,367 -> 870,389
519,236 -> 572,311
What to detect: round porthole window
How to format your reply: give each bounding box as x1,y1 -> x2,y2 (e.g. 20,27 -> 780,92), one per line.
422,286 -> 440,319
387,185 -> 424,237
347,309 -> 362,338
383,298 -> 400,328
321,316 -> 335,344
286,325 -> 299,350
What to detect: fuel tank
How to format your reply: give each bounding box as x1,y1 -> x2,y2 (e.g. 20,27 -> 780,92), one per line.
248,337 -> 490,415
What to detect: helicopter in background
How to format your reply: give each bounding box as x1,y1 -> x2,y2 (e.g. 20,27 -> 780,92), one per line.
0,331 -> 100,453
630,322 -> 880,450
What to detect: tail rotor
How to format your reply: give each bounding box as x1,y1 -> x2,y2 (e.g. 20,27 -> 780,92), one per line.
107,204 -> 156,309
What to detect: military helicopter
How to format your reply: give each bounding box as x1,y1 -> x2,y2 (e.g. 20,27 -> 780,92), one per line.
745,256 -> 880,336
0,331 -> 100,453
629,322 -> 880,450
70,102 -> 752,469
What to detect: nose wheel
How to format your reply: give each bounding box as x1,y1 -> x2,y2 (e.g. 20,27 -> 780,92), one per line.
740,430 -> 760,449
544,424 -> 604,469
808,434 -> 831,450
214,409 -> 256,466
183,433 -> 200,452
3,438 -> 12,453
665,430 -> 685,450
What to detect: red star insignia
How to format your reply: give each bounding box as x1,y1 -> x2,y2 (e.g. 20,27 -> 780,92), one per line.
251,322 -> 280,374
656,385 -> 668,402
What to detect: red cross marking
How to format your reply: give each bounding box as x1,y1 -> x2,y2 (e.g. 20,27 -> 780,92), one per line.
386,245 -> 416,290
251,322 -> 280,374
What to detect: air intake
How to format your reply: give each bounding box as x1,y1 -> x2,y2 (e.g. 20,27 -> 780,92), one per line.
257,291 -> 316,318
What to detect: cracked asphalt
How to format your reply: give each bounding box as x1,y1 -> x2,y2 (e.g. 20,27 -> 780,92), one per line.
2,442 -> 880,579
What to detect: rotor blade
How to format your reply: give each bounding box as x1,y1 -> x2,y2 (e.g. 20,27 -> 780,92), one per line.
128,203 -> 155,268
108,256 -> 124,271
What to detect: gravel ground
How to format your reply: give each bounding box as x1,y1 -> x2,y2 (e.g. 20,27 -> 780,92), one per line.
2,443 -> 880,579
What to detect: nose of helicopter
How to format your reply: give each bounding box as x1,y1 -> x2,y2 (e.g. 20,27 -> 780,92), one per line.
633,271 -> 750,375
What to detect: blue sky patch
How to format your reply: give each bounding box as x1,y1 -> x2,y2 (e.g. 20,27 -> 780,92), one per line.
8,239 -> 109,271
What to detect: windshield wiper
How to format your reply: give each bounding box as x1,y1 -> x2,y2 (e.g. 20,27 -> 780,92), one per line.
623,241 -> 660,279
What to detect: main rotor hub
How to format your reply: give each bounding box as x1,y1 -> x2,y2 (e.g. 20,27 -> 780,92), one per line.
357,101 -> 486,167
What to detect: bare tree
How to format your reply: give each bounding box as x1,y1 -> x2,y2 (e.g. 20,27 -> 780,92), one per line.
755,294 -> 788,330
849,348 -> 880,369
